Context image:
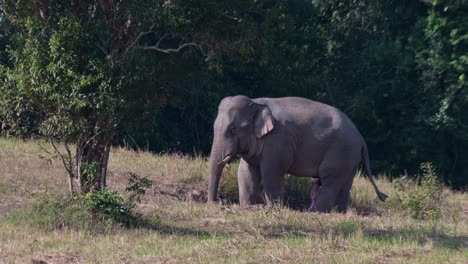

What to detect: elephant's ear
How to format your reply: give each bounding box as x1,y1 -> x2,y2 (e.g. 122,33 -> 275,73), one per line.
252,103 -> 274,139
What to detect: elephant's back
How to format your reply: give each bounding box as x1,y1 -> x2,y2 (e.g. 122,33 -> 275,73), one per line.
254,97 -> 344,126
255,97 -> 362,143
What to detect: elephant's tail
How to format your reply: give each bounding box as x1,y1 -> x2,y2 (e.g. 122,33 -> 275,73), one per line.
361,143 -> 388,202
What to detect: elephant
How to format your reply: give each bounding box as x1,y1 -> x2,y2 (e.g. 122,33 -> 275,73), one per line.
207,95 -> 387,213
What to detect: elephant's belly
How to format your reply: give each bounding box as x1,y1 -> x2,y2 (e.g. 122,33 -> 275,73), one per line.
287,162 -> 319,178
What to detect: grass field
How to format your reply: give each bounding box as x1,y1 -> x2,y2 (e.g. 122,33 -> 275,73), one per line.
0,138 -> 466,263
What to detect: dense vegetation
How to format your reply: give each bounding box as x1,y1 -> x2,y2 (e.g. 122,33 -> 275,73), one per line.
0,1 -> 466,189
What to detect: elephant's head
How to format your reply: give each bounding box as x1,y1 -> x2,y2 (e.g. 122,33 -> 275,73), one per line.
207,96 -> 274,202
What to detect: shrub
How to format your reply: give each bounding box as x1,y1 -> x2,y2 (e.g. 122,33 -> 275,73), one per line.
393,163 -> 446,220
126,173 -> 153,204
84,188 -> 139,227
84,174 -> 153,227
8,174 -> 154,231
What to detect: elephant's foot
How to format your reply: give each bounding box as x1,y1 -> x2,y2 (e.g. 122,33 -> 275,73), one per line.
308,180 -> 321,211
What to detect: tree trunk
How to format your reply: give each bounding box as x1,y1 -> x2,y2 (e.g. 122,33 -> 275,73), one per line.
76,134 -> 112,194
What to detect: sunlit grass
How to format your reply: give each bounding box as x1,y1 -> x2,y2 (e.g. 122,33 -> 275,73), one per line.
0,138 -> 466,263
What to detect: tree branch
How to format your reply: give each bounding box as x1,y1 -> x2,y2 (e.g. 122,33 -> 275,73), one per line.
50,139 -> 75,180
135,41 -> 207,55
129,26 -> 207,56
123,24 -> 156,55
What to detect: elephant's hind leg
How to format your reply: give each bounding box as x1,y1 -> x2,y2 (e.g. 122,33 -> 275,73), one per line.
238,159 -> 262,206
335,177 -> 354,213
308,171 -> 341,213
310,144 -> 357,213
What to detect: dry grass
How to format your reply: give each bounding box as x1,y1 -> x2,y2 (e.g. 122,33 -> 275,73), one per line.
0,138 -> 467,263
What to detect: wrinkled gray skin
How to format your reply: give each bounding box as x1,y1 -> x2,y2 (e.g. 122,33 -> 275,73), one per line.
207,96 -> 387,213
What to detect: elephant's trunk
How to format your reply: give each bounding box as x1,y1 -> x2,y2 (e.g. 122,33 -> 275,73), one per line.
207,139 -> 230,203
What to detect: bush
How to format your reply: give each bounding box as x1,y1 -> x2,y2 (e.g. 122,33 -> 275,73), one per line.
84,188 -> 139,227
7,175 -> 154,231
84,174 -> 153,227
393,163 -> 446,220
126,173 -> 153,204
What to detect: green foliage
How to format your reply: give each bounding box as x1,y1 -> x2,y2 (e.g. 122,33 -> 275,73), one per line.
394,163 -> 446,220
81,162 -> 98,191
0,15 -> 114,139
412,1 -> 468,187
84,188 -> 139,227
126,173 -> 153,203
0,0 -> 272,193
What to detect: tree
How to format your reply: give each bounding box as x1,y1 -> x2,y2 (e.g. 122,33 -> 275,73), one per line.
414,0 -> 468,188
0,0 -> 270,194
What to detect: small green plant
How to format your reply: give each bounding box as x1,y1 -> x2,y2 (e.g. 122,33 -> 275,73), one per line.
84,188 -> 135,225
394,163 -> 445,220
126,173 -> 153,203
82,174 -> 154,227
81,162 -> 98,192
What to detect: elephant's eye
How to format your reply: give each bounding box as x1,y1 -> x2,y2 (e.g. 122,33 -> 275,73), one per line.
230,127 -> 236,135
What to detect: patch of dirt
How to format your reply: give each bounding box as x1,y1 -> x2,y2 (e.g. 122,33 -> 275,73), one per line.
375,248 -> 432,264
32,251 -> 82,264
108,170 -> 208,202
0,192 -> 32,215
149,184 -> 207,203
184,189 -> 207,202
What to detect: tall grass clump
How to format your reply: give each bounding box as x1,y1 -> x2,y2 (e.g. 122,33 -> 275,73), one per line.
393,163 -> 446,220
218,163 -> 239,203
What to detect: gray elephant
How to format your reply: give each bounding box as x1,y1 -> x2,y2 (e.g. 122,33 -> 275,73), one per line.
207,95 -> 387,213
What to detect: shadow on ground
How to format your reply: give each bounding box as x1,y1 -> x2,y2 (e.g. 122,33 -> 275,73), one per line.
138,216 -> 467,251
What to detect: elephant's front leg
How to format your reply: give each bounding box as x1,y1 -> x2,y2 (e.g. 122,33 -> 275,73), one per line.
238,159 -> 262,206
260,162 -> 286,205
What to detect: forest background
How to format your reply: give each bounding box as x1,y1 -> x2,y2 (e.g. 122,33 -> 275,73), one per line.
0,0 -> 466,189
